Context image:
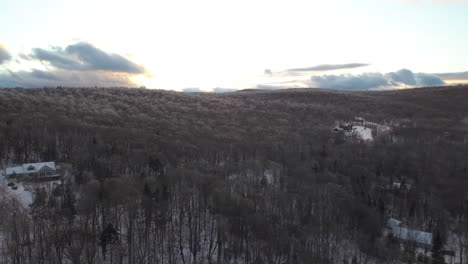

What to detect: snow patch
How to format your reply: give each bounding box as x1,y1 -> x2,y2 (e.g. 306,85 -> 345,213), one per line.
0,174 -> 34,207
353,125 -> 373,141
1,172 -> 61,209
264,169 -> 274,184
5,184 -> 33,207
334,118 -> 392,142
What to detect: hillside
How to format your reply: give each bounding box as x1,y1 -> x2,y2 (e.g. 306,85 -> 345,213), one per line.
0,85 -> 468,264
1,85 -> 467,152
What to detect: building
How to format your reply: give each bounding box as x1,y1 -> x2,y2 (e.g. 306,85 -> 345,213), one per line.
387,218 -> 432,250
386,182 -> 412,192
4,162 -> 61,181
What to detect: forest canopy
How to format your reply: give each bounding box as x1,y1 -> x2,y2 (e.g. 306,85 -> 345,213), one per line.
0,85 -> 467,264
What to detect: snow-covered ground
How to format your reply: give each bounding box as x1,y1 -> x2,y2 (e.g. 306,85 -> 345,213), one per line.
0,173 -> 34,207
356,117 -> 391,132
3,183 -> 33,207
264,169 -> 274,184
334,118 -> 392,142
353,125 -> 373,141
0,171 -> 61,208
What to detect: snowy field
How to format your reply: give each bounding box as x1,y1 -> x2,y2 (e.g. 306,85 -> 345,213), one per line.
335,117 -> 391,142
0,172 -> 34,207
0,171 -> 62,208
352,125 -> 373,141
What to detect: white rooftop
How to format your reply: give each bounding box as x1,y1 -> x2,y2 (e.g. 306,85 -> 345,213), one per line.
388,218 -> 402,228
389,182 -> 412,191
387,218 -> 432,246
5,162 -> 56,175
392,226 -> 432,245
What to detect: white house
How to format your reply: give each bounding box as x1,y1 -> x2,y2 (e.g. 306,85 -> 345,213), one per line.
387,218 -> 432,250
386,182 -> 412,191
4,162 -> 60,181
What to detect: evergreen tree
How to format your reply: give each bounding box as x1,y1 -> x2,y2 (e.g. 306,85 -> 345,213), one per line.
61,184 -> 76,221
432,230 -> 445,264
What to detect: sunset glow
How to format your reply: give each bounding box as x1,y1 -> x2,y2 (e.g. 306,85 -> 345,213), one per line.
1,0 -> 468,90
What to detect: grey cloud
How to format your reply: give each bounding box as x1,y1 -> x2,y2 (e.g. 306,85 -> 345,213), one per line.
310,73 -> 388,90
32,48 -> 82,70
0,69 -> 136,88
213,87 -> 237,93
30,69 -> 59,80
0,42 -> 146,88
65,42 -> 144,73
386,69 -> 444,86
386,69 -> 416,85
183,88 -> 203,93
415,73 -> 445,86
29,42 -> 145,74
436,71 -> 468,80
264,69 -> 273,76
0,45 -> 12,64
288,63 -> 369,72
307,69 -> 445,90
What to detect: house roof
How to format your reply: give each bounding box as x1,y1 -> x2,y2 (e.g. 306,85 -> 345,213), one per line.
387,218 -> 402,228
387,218 -> 432,246
385,182 -> 412,191
392,182 -> 412,190
5,162 -> 56,175
391,226 -> 433,245
5,166 -> 24,175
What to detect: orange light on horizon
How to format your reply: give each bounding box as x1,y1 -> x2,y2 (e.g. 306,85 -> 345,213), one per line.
443,79 -> 468,85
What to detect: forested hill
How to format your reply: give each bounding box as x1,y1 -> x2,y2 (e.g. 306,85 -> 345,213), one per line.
0,85 -> 467,156
0,86 -> 468,264
1,86 -> 467,157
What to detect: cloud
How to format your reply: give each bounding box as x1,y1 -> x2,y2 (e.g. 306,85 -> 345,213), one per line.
385,69 -> 416,85
386,69 -> 444,86
30,48 -> 82,70
65,42 -> 145,73
264,69 -> 273,76
309,73 -> 389,90
0,69 -> 136,88
29,69 -> 59,80
0,44 -> 12,64
288,63 -> 369,72
307,69 -> 444,90
0,42 -> 146,88
183,87 -> 203,93
29,42 -> 145,74
414,73 -> 445,86
213,87 -> 237,93
436,71 -> 468,80
264,63 -> 370,79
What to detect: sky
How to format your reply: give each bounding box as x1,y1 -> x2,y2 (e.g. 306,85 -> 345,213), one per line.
1,0 -> 468,91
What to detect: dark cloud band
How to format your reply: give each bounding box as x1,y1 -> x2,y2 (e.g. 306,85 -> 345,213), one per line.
288,63 -> 369,72
30,42 -> 145,74
436,71 -> 468,81
308,69 -> 445,90
0,42 -> 145,88
0,69 -> 136,88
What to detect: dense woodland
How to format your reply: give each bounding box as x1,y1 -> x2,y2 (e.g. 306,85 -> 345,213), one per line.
0,86 -> 468,264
